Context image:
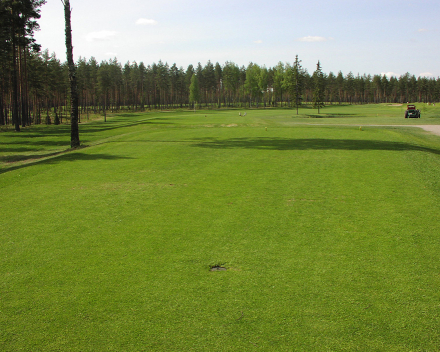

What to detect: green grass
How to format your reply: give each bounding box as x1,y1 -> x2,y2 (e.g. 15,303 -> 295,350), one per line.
1,105 -> 440,351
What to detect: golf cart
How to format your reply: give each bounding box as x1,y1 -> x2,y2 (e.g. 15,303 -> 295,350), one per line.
405,104 -> 421,118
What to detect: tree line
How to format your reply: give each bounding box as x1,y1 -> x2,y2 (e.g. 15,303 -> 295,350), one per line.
1,1 -> 440,129
0,0 -> 46,131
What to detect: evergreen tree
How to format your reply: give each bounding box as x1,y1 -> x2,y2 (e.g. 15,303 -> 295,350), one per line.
381,75 -> 389,102
326,72 -> 337,104
62,0 -> 80,147
98,60 -> 111,120
312,60 -> 325,113
336,71 -> 344,104
345,72 -> 355,103
203,60 -> 216,107
189,74 -> 200,110
1,0 -> 46,130
292,55 -> 304,114
138,62 -> 146,110
214,62 -> 222,108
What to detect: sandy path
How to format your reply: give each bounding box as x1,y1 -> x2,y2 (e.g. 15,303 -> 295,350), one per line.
411,125 -> 440,136
298,123 -> 440,137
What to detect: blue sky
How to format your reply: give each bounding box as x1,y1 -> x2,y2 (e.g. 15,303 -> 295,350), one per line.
35,0 -> 439,77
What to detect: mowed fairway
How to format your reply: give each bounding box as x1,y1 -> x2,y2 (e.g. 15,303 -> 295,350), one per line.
1,106 -> 440,351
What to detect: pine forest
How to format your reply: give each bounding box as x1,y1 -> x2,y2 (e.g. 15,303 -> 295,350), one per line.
1,0 -> 439,129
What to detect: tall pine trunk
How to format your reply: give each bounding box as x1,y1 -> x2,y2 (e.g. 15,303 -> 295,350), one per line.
11,14 -> 20,132
63,0 -> 80,148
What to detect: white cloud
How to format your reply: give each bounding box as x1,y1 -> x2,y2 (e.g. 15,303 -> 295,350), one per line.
381,72 -> 400,78
85,30 -> 117,42
419,72 -> 433,77
105,52 -> 118,57
254,40 -> 263,44
298,36 -> 327,42
136,18 -> 158,26
418,28 -> 428,32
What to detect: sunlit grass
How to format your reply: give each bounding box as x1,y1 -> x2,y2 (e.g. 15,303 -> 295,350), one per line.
1,105 -> 440,351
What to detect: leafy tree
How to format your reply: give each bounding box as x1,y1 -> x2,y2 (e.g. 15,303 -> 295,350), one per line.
259,66 -> 268,108
272,62 -> 285,107
244,62 -> 261,107
283,56 -> 304,112
222,61 -> 240,107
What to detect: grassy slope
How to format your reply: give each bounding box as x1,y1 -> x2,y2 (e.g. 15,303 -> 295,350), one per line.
1,105 -> 440,351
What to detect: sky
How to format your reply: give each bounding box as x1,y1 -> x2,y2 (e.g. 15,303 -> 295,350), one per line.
34,0 -> 440,78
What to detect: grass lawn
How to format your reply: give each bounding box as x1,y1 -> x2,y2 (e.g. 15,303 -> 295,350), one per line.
1,104 -> 440,351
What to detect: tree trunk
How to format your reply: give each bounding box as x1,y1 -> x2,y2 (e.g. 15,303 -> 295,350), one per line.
11,16 -> 20,132
63,0 -> 80,148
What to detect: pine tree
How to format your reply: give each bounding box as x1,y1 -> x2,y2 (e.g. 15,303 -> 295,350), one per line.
189,74 -> 200,110
292,55 -> 304,114
312,60 -> 325,113
62,0 -> 80,147
0,0 -> 46,130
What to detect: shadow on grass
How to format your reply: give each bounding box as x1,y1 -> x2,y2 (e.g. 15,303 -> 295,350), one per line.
0,150 -> 66,163
191,137 -> 440,155
0,151 -> 133,175
305,113 -> 358,118
0,140 -> 70,150
0,115 -> 170,140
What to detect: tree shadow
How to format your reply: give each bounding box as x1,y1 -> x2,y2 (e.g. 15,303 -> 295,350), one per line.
305,113 -> 358,118
0,140 -> 70,150
0,151 -> 134,175
0,115 -> 170,140
0,150 -> 66,163
191,137 -> 440,155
